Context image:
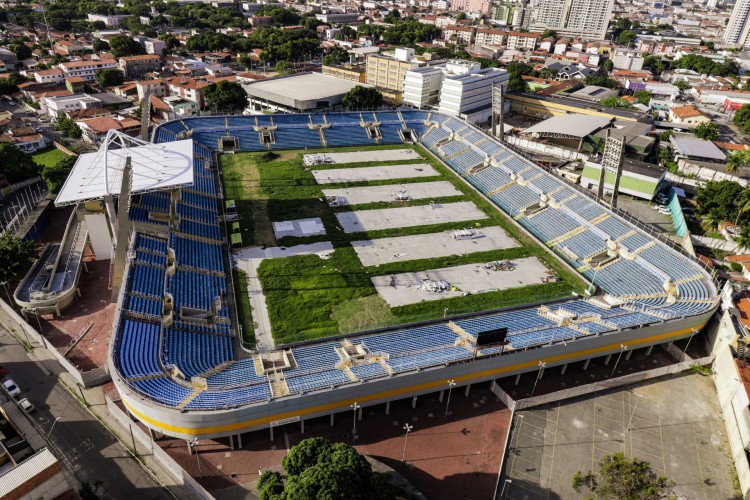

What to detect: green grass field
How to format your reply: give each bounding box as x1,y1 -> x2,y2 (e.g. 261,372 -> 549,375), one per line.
221,144 -> 588,345
31,147 -> 68,168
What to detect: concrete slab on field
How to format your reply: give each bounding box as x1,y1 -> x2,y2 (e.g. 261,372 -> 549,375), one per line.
304,149 -> 421,165
322,181 -> 462,206
371,257 -> 549,307
312,164 -> 437,184
272,218 -> 326,239
351,226 -> 519,267
503,373 -> 738,500
336,201 -> 486,233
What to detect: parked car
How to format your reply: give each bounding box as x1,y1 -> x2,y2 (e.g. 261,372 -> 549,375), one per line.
18,398 -> 35,414
3,379 -> 20,397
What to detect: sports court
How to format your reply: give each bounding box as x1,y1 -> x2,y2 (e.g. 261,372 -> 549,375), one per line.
351,226 -> 519,267
371,257 -> 550,307
503,373 -> 737,500
321,181 -> 462,206
311,164 -> 437,184
336,201 -> 487,233
303,148 -> 421,165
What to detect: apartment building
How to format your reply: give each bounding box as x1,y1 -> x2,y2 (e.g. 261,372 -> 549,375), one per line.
474,28 -> 507,47
506,31 -> 539,50
403,60 -> 482,109
118,54 -> 162,78
322,65 -> 367,83
34,68 -> 64,84
449,0 -> 492,15
444,25 -> 475,45
724,0 -> 750,47
58,59 -> 118,82
529,0 -> 615,40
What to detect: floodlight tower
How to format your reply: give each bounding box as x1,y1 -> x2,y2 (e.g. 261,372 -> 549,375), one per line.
140,86 -> 151,141
110,156 -> 133,302
491,83 -> 505,141
598,130 -> 626,209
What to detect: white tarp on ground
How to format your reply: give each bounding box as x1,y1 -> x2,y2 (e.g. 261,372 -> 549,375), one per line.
55,133 -> 194,206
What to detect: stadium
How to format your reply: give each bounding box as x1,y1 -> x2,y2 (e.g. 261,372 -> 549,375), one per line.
104,110 -> 718,440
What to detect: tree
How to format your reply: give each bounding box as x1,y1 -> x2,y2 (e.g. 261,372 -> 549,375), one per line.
659,147 -> 672,164
735,226 -> 750,251
274,60 -> 294,76
727,149 -> 750,174
455,12 -> 467,21
643,55 -> 666,77
603,59 -> 614,72
695,180 -> 744,221
0,143 -> 39,183
693,121 -> 720,141
274,437 -> 394,500
0,233 -> 37,283
203,80 -> 247,113
109,35 -> 146,58
573,452 -> 675,500
618,30 -> 637,48
92,38 -> 110,51
634,90 -> 652,105
0,77 -> 19,95
95,68 -> 124,88
600,96 -> 631,108
41,155 -> 75,194
56,113 -> 82,139
384,8 -> 401,23
540,29 -> 557,39
674,79 -> 690,92
9,42 -> 31,60
341,86 -> 383,110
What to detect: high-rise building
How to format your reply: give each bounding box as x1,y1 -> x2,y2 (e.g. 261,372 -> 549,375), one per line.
438,67 -> 509,119
528,0 -> 615,40
724,0 -> 750,47
365,48 -> 420,93
403,61 -> 482,109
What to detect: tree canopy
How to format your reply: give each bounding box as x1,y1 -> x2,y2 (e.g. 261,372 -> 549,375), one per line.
0,143 -> 39,184
0,233 -> 37,283
695,180 -> 747,226
634,90 -> 652,105
573,452 -> 674,500
109,35 -> 146,58
693,121 -> 720,141
342,86 -> 383,110
672,54 -> 739,77
56,113 -> 82,139
95,68 -> 124,88
203,80 -> 247,113
41,155 -> 76,194
733,103 -> 750,135
259,437 -> 394,500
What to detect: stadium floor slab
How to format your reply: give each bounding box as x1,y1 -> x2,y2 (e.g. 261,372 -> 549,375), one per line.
371,256 -> 550,307
336,201 -> 487,233
312,164 -> 437,184
352,226 -> 519,267
322,180 -> 462,206
304,148 -> 421,165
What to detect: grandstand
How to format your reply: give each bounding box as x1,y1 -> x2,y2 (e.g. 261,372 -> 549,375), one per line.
109,110 -> 718,440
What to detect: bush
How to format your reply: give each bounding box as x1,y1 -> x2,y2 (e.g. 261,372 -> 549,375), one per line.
731,262 -> 743,272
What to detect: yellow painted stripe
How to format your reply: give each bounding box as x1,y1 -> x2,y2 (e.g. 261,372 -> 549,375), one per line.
123,323 -> 704,436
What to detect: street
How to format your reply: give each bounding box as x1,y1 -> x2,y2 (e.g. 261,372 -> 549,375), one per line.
0,327 -> 170,499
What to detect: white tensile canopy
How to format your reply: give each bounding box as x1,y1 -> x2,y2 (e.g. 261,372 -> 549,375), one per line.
55,130 -> 194,206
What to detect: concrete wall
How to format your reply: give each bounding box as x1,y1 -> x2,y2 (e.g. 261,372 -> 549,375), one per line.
504,135 -> 590,161
707,310 -> 750,499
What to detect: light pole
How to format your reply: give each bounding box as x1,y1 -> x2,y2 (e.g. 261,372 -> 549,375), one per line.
610,344 -> 627,378
530,361 -> 546,396
0,281 -> 11,304
444,379 -> 456,418
587,266 -> 603,295
627,392 -> 643,431
499,479 -> 513,499
351,402 -> 360,438
401,423 -> 413,463
47,416 -> 62,439
191,438 -> 202,475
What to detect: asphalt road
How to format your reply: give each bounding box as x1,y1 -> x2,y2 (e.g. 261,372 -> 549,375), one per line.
0,327 -> 170,500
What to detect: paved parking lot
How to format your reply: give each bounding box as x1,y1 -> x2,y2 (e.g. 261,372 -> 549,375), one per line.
336,201 -> 487,233
503,373 -> 738,500
322,181 -> 462,206
312,164 -> 437,184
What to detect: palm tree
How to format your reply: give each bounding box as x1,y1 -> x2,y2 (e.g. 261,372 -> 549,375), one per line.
735,227 -> 750,252
701,210 -> 724,232
727,150 -> 750,174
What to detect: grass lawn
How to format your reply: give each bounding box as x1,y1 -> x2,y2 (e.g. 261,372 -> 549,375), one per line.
31,147 -> 68,168
222,144 -> 588,345
232,269 -> 255,349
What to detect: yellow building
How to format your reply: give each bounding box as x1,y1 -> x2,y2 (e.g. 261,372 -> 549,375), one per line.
322,65 -> 366,83
365,49 -> 420,92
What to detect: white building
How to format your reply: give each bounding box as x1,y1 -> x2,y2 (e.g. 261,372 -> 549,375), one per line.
58,59 -> 118,82
724,0 -> 750,47
403,60 -> 482,109
143,38 -> 167,55
87,13 -> 132,28
43,94 -> 102,117
529,0 -> 615,40
438,67 -> 509,120
611,48 -> 645,71
34,68 -> 64,84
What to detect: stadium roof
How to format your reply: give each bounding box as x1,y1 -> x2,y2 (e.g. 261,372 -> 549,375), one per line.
669,135 -> 726,161
242,72 -> 368,110
55,130 -> 194,206
522,114 -> 612,138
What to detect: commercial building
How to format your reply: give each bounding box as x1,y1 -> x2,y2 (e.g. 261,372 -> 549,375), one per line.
403,60 -> 481,109
529,0 -> 615,40
366,48 -> 421,98
580,158 -> 666,200
87,13 -> 132,27
322,64 -> 366,83
449,0 -> 492,15
243,72 -> 367,112
58,59 -> 118,82
437,67 -> 509,120
118,54 -> 162,79
724,0 -> 750,47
